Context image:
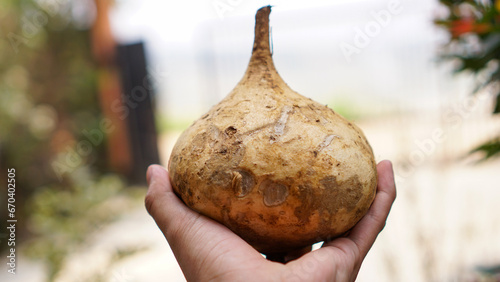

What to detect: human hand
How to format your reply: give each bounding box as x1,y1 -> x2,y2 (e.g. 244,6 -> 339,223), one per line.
145,160 -> 396,282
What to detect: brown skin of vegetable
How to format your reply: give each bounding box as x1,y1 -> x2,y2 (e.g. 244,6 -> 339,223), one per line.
168,6 -> 377,255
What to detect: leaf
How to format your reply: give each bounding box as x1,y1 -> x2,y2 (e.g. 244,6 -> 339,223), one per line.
476,264 -> 500,275
494,93 -> 500,114
454,38 -> 500,73
470,138 -> 500,160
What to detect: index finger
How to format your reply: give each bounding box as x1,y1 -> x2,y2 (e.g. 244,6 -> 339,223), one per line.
345,160 -> 396,257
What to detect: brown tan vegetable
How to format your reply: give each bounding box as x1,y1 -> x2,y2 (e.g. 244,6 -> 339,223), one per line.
168,6 -> 377,255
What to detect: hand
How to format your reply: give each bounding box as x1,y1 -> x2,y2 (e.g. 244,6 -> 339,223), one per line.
145,160 -> 396,282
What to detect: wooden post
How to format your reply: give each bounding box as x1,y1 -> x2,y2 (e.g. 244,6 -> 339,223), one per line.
91,0 -> 133,176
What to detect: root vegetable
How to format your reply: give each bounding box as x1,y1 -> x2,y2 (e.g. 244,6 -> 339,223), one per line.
168,6 -> 377,255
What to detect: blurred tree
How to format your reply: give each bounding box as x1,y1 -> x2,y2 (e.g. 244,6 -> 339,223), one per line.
0,0 -> 135,279
0,0 -> 105,194
436,2 -> 500,280
435,0 -> 500,160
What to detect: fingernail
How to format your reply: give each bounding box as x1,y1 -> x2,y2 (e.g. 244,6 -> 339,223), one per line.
146,165 -> 157,185
387,160 -> 393,170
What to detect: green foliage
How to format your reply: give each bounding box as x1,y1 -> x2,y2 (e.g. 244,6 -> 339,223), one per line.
475,264 -> 500,280
0,1 -> 142,281
470,138 -> 500,160
0,0 -> 103,193
24,171 -> 141,280
435,0 -> 500,160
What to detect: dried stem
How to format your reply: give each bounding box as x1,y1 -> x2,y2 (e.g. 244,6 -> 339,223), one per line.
247,6 -> 276,74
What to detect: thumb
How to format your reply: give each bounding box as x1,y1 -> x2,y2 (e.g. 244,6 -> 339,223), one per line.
144,165 -> 263,281
145,165 -> 199,242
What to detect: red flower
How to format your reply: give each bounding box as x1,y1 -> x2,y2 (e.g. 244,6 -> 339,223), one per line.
450,18 -> 475,37
449,18 -> 491,38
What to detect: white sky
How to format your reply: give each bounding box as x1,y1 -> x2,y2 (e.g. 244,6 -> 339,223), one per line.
110,0 -> 372,43
108,0 -> 468,121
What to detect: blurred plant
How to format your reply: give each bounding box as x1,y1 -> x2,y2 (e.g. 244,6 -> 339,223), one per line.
24,171 -> 143,280
435,0 -> 500,160
0,0 -> 141,280
0,0 -> 100,241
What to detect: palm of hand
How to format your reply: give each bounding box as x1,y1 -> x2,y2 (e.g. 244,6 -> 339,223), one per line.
146,161 -> 396,282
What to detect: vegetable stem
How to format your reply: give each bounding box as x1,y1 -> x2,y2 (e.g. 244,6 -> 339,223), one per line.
248,6 -> 275,72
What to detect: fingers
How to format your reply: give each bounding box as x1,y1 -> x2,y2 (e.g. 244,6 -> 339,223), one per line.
144,165 -> 196,240
145,165 -> 267,281
341,160 -> 396,257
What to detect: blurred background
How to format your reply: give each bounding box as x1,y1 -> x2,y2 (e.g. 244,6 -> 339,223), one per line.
1,0 -> 500,281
